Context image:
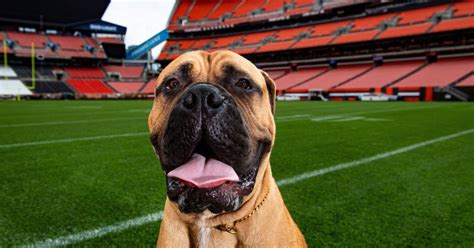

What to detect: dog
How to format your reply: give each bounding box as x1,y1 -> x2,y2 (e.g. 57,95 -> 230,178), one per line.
148,50 -> 307,247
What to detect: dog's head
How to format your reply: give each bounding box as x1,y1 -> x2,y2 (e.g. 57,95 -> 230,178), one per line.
149,50 -> 276,214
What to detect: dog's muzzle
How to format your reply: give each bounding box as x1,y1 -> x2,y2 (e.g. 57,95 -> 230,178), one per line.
151,84 -> 269,214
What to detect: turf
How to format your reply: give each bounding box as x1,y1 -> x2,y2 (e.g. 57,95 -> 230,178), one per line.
0,100 -> 473,247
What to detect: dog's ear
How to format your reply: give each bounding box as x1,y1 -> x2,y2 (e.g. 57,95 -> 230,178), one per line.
260,69 -> 276,114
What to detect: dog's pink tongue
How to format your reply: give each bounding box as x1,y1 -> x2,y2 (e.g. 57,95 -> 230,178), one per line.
167,154 -> 239,188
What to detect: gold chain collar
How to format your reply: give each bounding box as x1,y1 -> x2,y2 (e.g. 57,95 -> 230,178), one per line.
214,189 -> 270,234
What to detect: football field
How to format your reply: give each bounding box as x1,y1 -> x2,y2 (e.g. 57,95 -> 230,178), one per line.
1,100 -> 473,246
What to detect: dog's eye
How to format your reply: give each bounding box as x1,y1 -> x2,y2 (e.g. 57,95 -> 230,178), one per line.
164,78 -> 180,91
235,78 -> 252,90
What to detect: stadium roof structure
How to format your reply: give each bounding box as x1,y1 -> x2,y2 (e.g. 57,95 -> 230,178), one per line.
0,0 -> 125,34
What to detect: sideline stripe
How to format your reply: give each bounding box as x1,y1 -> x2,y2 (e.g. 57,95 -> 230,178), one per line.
23,128 -> 474,247
0,117 -> 145,128
0,132 -> 149,149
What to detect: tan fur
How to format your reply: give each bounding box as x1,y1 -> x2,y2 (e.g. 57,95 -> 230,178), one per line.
149,51 -> 307,248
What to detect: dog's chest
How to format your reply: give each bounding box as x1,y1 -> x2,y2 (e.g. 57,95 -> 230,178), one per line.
193,219 -> 238,248
197,223 -> 210,248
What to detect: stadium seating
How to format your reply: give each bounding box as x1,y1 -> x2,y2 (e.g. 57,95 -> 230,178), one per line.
167,0 -> 374,30
392,57 -> 474,88
187,0 -> 218,21
452,1 -> 474,17
214,36 -> 243,48
292,36 -> 333,49
396,4 -> 450,24
160,2 -> 474,58
336,61 -> 425,89
208,1 -> 240,19
49,35 -> 85,50
350,13 -> 396,31
275,67 -> 327,89
64,67 -> 106,78
312,21 -> 350,36
291,64 -> 372,91
456,74 -> 474,87
66,79 -> 114,94
266,69 -> 288,80
22,80 -> 74,94
192,39 -> 215,49
242,31 -> 277,45
169,0 -> 193,23
275,26 -> 313,41
376,23 -> 432,40
37,66 -> 55,78
95,37 -> 124,44
430,16 -> 474,33
12,64 -> 54,78
103,66 -> 144,78
332,30 -> 379,45
140,80 -> 156,94
232,0 -> 266,17
12,65 -> 33,78
108,82 -> 145,93
0,80 -> 32,95
262,0 -> 286,12
7,32 -> 48,48
257,40 -> 296,53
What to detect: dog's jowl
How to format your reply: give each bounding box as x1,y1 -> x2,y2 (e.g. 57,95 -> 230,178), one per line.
149,50 -> 307,247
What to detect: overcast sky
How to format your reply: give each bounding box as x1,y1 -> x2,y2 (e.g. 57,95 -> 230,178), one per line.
102,0 -> 176,58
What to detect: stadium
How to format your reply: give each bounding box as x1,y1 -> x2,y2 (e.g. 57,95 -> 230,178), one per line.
1,0 -> 473,246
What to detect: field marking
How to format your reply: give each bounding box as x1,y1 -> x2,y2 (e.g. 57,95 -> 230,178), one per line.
23,128 -> 474,247
0,132 -> 149,149
0,117 -> 146,128
277,128 -> 474,186
326,116 -> 390,122
278,105 -> 440,123
275,114 -> 310,120
0,109 -> 150,120
23,212 -> 163,248
330,116 -> 365,122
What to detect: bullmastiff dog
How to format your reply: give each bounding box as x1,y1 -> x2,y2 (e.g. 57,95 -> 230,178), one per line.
148,50 -> 307,247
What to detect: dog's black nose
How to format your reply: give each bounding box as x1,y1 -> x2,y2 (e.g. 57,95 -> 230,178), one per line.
181,84 -> 227,112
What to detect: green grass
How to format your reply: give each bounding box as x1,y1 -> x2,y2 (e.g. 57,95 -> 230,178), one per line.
0,100 -> 473,246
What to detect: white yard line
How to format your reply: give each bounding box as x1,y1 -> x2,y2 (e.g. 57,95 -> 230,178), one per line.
0,117 -> 146,128
275,114 -> 310,120
0,132 -> 149,149
23,128 -> 474,247
277,128 -> 474,186
23,212 -> 163,248
277,105 -> 440,123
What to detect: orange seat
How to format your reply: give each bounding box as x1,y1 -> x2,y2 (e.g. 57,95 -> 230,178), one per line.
377,23 -> 432,40
67,79 -> 113,94
332,30 -> 379,45
103,66 -> 144,79
292,36 -> 333,49
292,64 -> 372,91
393,57 -> 474,87
397,4 -> 450,24
337,61 -> 425,89
351,13 -> 396,31
108,82 -> 145,93
430,16 -> 474,33
7,32 -> 48,48
257,40 -> 297,53
451,1 -> 474,17
275,67 -> 327,90
456,75 -> 474,87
